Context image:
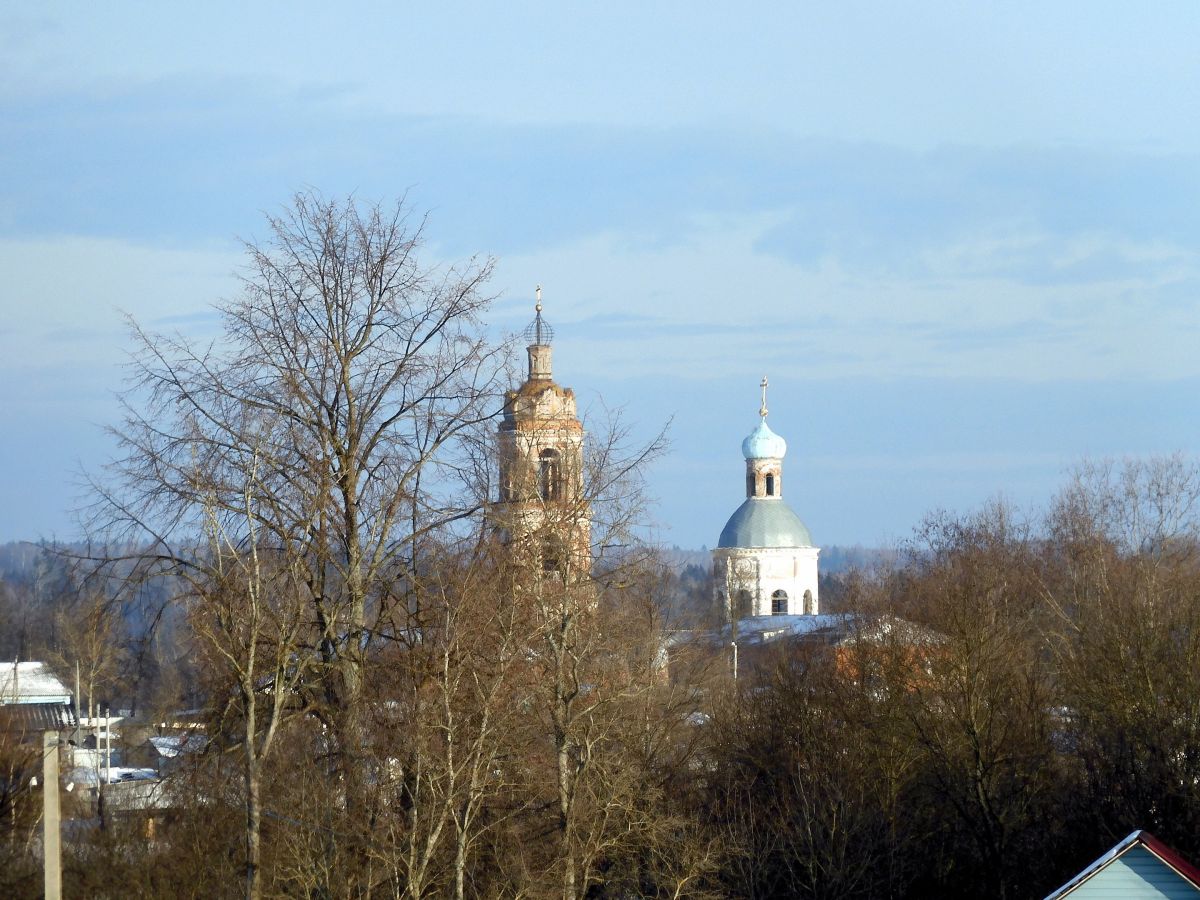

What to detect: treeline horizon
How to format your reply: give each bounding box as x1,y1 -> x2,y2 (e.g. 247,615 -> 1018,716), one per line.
3,455 -> 1199,897
2,191 -> 1198,899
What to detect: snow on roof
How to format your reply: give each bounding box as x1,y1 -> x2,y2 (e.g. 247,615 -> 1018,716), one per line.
0,662 -> 71,704
726,614 -> 855,645
148,734 -> 206,757
70,766 -> 159,785
723,613 -> 943,648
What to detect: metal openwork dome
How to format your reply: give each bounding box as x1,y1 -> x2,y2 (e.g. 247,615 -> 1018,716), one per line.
523,310 -> 554,345
523,287 -> 554,345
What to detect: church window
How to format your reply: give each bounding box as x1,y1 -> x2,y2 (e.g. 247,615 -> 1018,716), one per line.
539,448 -> 563,501
746,472 -> 755,497
803,590 -> 813,615
771,589 -> 788,615
765,473 -> 775,496
737,590 -> 752,618
542,535 -> 563,576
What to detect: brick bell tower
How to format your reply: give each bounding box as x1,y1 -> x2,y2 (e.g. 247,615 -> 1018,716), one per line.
495,288 -> 591,580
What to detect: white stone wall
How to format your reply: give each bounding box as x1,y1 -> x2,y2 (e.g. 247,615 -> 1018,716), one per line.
713,545 -> 820,619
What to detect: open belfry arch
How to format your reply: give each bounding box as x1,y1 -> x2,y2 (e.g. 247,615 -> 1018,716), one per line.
712,378 -> 820,622
494,288 -> 591,582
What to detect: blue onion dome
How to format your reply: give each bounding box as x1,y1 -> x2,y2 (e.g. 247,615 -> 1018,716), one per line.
741,420 -> 787,460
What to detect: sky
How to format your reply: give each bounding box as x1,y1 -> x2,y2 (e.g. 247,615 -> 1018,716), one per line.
2,2 -> 1199,549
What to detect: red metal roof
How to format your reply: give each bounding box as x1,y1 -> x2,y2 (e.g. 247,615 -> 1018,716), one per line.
1140,831 -> 1200,890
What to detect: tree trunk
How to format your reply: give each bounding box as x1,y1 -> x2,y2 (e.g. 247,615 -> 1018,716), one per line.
558,736 -> 576,900
455,814 -> 467,900
246,765 -> 262,900
245,685 -> 261,900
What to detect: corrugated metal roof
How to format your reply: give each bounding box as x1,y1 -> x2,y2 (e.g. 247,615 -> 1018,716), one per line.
0,702 -> 77,734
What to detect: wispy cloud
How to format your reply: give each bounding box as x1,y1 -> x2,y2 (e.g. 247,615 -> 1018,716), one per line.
42,325 -> 104,343
5,78 -> 1200,282
150,309 -> 221,326
919,319 -> 1083,352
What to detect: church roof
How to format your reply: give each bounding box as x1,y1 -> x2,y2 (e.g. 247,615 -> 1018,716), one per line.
718,498 -> 813,549
741,419 -> 787,460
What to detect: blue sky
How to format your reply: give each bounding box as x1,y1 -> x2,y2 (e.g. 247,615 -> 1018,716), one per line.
2,2 -> 1198,548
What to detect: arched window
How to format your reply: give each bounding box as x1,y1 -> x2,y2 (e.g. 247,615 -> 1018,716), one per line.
765,473 -> 775,496
737,590 -> 753,618
539,448 -> 562,501
542,535 -> 563,575
803,589 -> 813,615
771,589 -> 788,615
746,472 -> 755,497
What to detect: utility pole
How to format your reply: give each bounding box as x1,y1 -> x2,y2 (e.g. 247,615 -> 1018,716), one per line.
43,730 -> 61,900
105,705 -> 112,779
74,661 -> 81,750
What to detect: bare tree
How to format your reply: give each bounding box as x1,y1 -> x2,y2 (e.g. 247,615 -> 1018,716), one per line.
498,413 -> 706,899
49,586 -> 125,732
886,504 -> 1062,900
0,726 -> 41,897
182,445 -> 318,900
1045,456 -> 1200,857
85,191 -> 507,895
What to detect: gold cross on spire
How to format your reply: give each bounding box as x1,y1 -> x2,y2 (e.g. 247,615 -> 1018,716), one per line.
759,376 -> 769,420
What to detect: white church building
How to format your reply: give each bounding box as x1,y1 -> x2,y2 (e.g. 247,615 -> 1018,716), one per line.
712,379 -> 820,622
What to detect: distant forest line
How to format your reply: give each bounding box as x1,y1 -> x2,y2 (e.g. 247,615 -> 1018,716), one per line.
3,193 -> 1197,898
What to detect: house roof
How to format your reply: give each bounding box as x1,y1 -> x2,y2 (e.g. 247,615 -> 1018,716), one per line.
721,613 -> 943,648
1045,830 -> 1200,898
148,734 -> 206,757
725,613 -> 851,645
0,661 -> 72,704
0,702 -> 77,734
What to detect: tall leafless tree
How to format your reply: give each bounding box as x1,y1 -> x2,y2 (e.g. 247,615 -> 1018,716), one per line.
88,191 -> 507,896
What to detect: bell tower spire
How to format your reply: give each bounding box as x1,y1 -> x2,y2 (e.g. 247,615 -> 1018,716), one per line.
525,285 -> 554,380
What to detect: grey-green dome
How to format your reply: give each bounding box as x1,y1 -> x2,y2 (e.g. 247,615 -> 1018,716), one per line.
718,498 -> 813,549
